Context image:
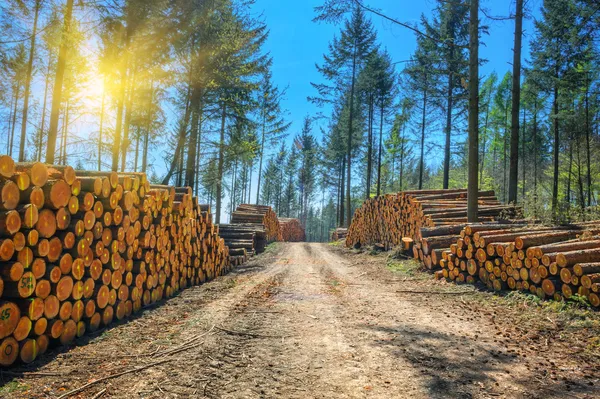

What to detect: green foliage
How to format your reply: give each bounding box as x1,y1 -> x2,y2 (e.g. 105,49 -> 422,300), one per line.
0,381 -> 29,395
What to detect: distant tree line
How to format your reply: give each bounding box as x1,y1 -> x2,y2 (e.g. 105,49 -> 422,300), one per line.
1,0 -> 599,240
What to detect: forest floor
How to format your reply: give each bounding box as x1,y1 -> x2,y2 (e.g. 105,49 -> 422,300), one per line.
1,242 -> 599,399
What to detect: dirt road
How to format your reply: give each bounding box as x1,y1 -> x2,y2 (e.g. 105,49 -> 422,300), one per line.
2,243 -> 598,398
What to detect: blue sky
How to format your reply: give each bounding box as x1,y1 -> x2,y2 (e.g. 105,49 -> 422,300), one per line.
250,0 -> 541,143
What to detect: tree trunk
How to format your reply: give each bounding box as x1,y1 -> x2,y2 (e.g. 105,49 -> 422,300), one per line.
480,95 -> 491,182
340,155 -> 346,227
335,159 -> 341,226
443,70 -> 453,189
521,107 -> 526,202
98,78 -> 106,171
134,127 -> 140,172
194,105 -> 203,197
185,89 -> 201,188
61,101 -> 69,165
38,61 -> 51,161
6,89 -> 14,154
508,0 -> 523,204
346,42 -> 358,227
320,187 -> 325,242
247,159 -> 253,204
112,68 -> 127,171
277,167 -> 283,213
467,0 -> 480,223
585,76 -> 592,207
256,112 -> 266,205
577,137 -> 585,213
46,0 -> 74,165
120,68 -> 136,172
503,105 -> 508,202
419,84 -> 427,190
142,128 -> 149,173
533,98 -> 538,212
9,84 -> 20,158
176,140 -> 184,187
552,66 -> 560,219
215,103 -> 226,224
366,93 -> 373,199
376,102 -> 384,196
231,159 -> 238,216
399,124 -> 405,192
566,135 -> 573,205
161,83 -> 192,185
19,0 -> 41,162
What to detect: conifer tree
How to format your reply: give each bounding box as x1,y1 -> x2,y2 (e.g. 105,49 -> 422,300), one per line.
312,5 -> 377,226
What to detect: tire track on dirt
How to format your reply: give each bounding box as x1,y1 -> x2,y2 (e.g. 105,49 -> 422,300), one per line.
314,244 -> 600,399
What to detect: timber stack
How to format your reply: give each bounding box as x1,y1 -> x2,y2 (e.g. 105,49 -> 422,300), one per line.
279,218 -> 305,242
0,155 -> 231,366
229,204 -> 281,253
435,222 -> 600,307
216,224 -> 256,263
346,189 -> 520,250
331,228 -> 348,242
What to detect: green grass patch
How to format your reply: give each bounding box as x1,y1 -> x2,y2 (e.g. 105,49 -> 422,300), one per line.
0,381 -> 29,395
486,290 -> 600,330
264,242 -> 279,254
328,240 -> 342,247
222,277 -> 237,289
386,258 -> 428,279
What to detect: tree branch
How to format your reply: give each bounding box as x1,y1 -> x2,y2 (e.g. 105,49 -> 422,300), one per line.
352,0 -> 468,49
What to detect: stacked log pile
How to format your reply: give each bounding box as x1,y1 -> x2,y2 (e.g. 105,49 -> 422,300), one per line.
279,218 -> 305,242
231,204 -> 281,242
346,189 -> 520,250
0,156 -> 231,366
415,221 -> 529,270
331,228 -> 348,242
217,224 -> 256,264
225,204 -> 281,254
434,223 -> 600,307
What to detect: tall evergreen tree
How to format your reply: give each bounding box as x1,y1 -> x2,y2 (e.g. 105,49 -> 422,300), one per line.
312,5 -> 377,226
255,71 -> 291,204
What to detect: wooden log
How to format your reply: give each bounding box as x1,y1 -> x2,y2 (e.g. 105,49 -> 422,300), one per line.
515,230 -> 597,250
556,248 -> 600,268
0,155 -> 15,178
14,162 -> 48,187
574,262 -> 600,277
0,180 -> 20,211
0,337 -> 19,366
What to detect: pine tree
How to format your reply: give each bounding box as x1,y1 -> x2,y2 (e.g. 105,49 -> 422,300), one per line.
255,71 -> 291,204
508,0 -> 525,203
529,0 -> 591,218
297,117 -> 318,226
312,5 -> 377,227
423,0 -> 469,189
404,30 -> 439,190
46,0 -> 74,164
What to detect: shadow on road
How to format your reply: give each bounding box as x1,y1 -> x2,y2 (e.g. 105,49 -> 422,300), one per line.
364,322 -> 597,399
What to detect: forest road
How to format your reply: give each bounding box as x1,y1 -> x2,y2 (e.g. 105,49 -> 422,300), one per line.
5,243 -> 599,399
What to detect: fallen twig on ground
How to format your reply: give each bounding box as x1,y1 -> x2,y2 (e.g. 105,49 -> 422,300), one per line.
56,359 -> 173,399
215,325 -> 288,338
395,289 -> 478,295
152,325 -> 215,358
0,371 -> 71,378
91,387 -> 107,399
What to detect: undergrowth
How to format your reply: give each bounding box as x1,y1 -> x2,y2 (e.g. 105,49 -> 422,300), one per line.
385,255 -> 431,280
497,291 -> 600,328
0,381 -> 29,395
263,242 -> 280,254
